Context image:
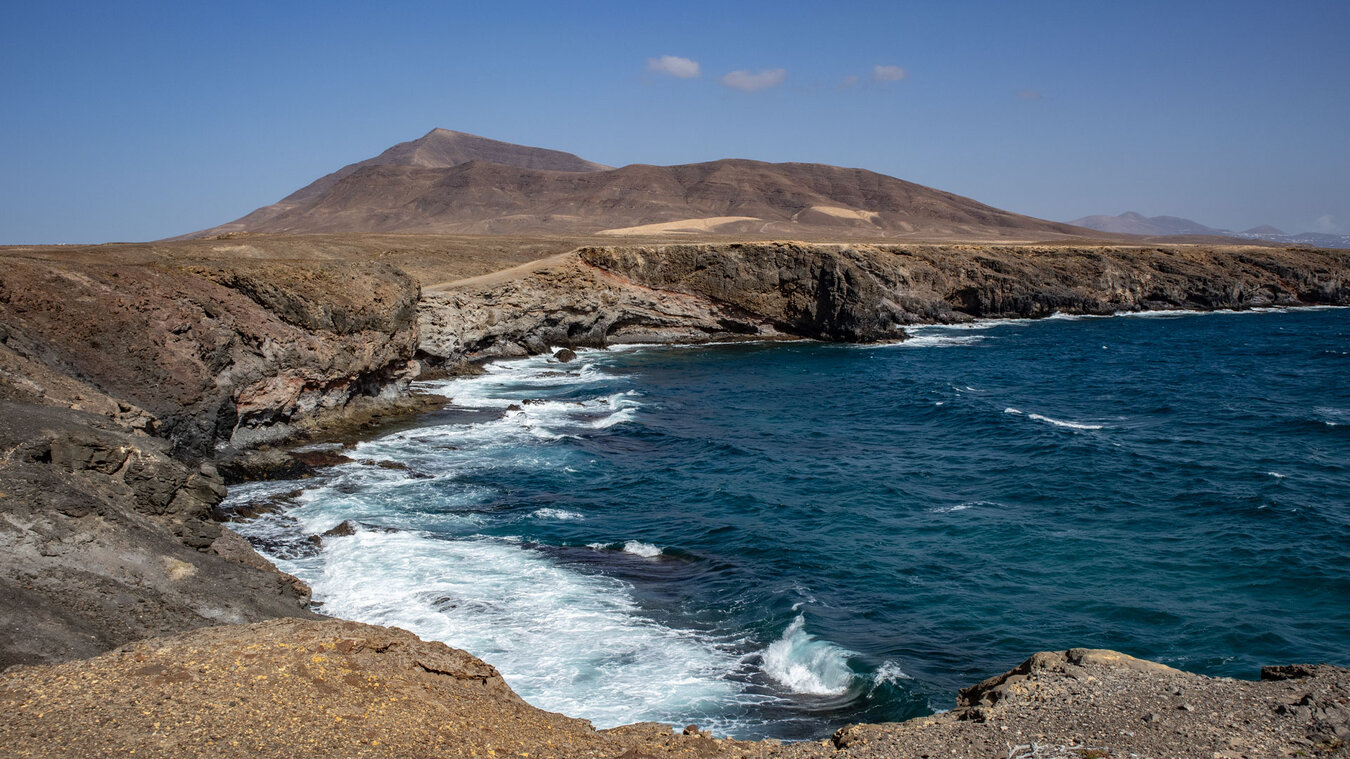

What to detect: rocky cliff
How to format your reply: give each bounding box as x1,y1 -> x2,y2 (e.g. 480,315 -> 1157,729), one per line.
0,256 -> 421,457
0,248 -> 427,668
419,242 -> 1350,364
0,401 -> 316,668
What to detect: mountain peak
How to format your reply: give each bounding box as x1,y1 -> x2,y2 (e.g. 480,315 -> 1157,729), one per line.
379,128 -> 611,172
188,129 -> 613,236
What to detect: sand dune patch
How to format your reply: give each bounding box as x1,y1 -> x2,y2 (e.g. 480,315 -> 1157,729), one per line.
799,206 -> 881,223
596,216 -> 762,236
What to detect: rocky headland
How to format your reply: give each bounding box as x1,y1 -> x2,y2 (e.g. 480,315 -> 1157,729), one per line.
1,235 -> 1348,757
418,241 -> 1349,364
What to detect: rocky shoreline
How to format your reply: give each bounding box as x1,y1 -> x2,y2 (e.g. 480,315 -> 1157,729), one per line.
1,621 -> 1346,758
1,236 -> 1348,756
418,242 -> 1349,366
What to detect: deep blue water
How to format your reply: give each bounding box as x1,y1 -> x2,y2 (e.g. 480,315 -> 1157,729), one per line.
228,308 -> 1350,740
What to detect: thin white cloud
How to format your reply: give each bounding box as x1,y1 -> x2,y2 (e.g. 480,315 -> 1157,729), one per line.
872,65 -> 907,82
1314,214 -> 1340,233
647,55 -> 701,79
839,74 -> 860,89
1018,89 -> 1044,100
721,68 -> 787,92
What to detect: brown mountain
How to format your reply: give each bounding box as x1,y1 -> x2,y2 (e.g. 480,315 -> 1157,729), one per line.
190,130 -> 1099,241
196,128 -> 611,237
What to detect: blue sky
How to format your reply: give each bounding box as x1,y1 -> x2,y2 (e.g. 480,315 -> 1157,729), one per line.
2,0 -> 1347,243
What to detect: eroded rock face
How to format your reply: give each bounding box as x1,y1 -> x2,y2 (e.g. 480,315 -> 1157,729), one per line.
0,258 -> 420,457
578,244 -> 922,341
583,243 -> 1350,324
0,402 -> 316,668
418,243 -> 1350,365
0,251 -> 426,668
418,255 -> 789,362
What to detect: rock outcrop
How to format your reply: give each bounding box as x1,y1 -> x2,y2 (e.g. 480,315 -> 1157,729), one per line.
1,620 -> 1346,758
828,649 -> 1350,758
0,247 -> 425,668
0,402 -> 316,668
0,256 -> 420,457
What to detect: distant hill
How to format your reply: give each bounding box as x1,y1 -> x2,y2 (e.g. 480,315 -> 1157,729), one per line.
1069,212 -> 1224,237
1072,212 -> 1349,249
1243,225 -> 1287,236
186,129 -> 1101,241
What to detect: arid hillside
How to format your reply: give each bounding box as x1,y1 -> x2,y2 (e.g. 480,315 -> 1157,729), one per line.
187,130 -> 1109,242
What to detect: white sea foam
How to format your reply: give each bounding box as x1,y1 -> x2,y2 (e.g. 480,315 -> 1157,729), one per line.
264,530 -> 741,728
890,334 -> 987,348
530,508 -> 585,520
413,355 -> 644,445
1004,407 -> 1105,430
1028,413 -> 1104,430
1267,472 -> 1287,479
930,500 -> 1004,514
1044,312 -> 1107,321
861,322 -> 1000,349
1313,407 -> 1349,427
587,540 -> 664,558
760,615 -> 857,696
1114,307 -> 1289,319
622,540 -> 664,558
870,660 -> 912,691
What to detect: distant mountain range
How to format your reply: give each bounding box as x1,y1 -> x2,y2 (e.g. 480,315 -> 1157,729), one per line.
1070,212 -> 1349,249
187,129 -> 1097,241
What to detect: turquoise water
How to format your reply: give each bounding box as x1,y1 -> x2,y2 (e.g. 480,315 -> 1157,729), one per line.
228,308 -> 1350,739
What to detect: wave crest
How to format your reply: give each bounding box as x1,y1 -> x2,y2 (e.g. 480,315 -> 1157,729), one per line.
761,615 -> 857,696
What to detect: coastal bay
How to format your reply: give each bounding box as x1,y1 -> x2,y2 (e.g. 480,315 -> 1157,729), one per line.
1,236 -> 1348,756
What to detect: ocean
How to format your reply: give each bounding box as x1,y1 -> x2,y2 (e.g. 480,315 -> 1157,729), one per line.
226,307 -> 1350,740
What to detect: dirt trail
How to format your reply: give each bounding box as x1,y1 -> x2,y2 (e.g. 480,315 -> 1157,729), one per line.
422,251 -> 578,292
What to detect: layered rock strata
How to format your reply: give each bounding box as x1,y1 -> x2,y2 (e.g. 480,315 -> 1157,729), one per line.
0,257 -> 420,457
